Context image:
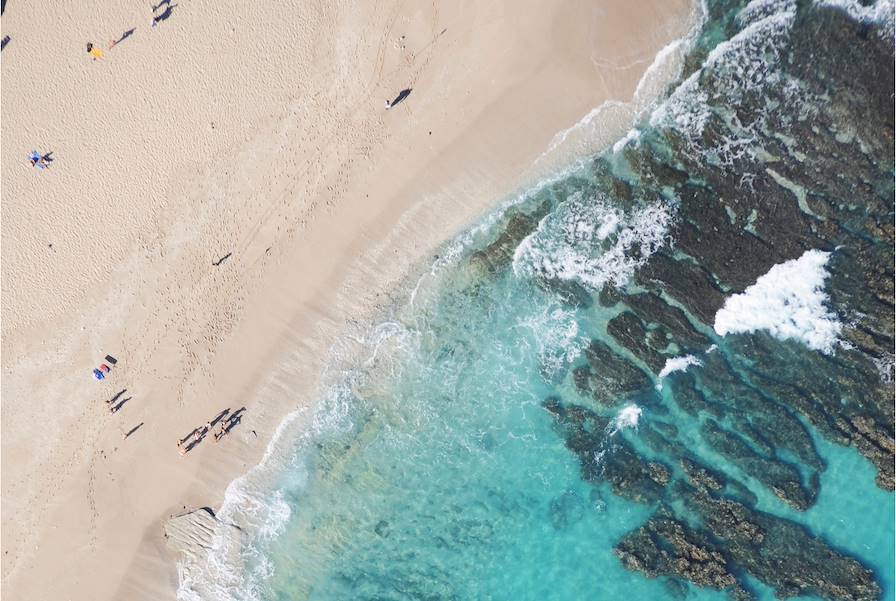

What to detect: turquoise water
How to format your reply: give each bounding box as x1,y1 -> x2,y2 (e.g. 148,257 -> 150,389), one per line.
179,0 -> 895,599
242,260 -> 894,601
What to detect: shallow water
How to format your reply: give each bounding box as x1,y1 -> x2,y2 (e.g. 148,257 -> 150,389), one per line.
179,0 -> 895,599
240,259 -> 894,601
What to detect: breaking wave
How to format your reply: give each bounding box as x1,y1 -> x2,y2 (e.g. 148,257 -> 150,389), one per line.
511,195 -> 674,292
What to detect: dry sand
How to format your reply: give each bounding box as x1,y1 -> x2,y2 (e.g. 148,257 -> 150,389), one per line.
1,0 -> 696,598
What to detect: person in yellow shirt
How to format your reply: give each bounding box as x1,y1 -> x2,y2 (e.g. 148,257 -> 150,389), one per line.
86,42 -> 103,60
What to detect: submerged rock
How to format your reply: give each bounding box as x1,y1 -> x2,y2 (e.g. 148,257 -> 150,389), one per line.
617,481 -> 882,601
701,419 -> 816,511
615,514 -> 752,600
468,205 -> 549,275
606,311 -> 667,372
548,490 -> 586,530
679,484 -> 882,601
542,397 -> 669,503
730,335 -> 895,490
572,340 -> 654,406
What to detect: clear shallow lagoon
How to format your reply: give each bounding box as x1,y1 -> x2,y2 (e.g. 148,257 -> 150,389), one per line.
179,1 -> 895,599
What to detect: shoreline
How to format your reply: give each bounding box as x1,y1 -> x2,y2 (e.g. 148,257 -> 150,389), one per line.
1,1 -> 698,599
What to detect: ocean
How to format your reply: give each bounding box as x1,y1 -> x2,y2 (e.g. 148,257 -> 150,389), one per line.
178,0 -> 896,599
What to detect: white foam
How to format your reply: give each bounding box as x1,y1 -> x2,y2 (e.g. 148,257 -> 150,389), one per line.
511,194 -> 673,292
650,0 -> 797,164
542,100 -> 628,160
632,38 -> 687,105
713,249 -> 842,354
872,355 -> 895,384
655,355 -> 703,389
610,404 -> 643,435
517,305 -> 587,380
737,0 -> 796,28
612,128 -> 641,155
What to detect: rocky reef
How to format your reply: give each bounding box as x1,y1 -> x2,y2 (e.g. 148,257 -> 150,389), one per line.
542,395 -> 882,601
472,0 -> 894,598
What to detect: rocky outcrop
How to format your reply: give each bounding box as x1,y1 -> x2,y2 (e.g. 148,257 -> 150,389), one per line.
468,205 -> 549,275
700,419 -> 816,511
679,485 -> 882,601
571,340 -> 653,406
474,1 -> 893,598
615,515 -> 751,600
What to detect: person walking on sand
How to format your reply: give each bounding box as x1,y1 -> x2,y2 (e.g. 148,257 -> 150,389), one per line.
177,436 -> 192,455
177,427 -> 199,448
86,42 -> 104,60
152,2 -> 177,28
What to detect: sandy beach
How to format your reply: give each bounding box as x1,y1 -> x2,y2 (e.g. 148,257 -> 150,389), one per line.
1,0 -> 695,599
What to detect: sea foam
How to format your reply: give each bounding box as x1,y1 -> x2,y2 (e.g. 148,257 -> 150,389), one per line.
713,249 -> 842,354
609,404 -> 643,435
656,355 -> 703,389
650,0 -> 797,166
512,194 -> 673,291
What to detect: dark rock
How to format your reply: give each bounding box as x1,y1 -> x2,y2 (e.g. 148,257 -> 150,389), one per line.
680,457 -> 725,492
667,372 -> 721,417
679,484 -> 882,601
640,422 -> 690,458
701,419 -> 815,511
572,340 -> 654,406
624,292 -> 711,351
635,253 -> 727,325
614,515 -> 750,599
653,421 -> 679,438
468,205 -> 549,275
598,285 -> 624,307
606,311 -> 667,372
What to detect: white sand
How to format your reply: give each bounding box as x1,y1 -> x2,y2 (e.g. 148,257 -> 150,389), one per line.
1,1 -> 696,598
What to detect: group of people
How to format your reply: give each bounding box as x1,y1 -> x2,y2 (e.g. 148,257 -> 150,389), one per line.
177,407 -> 245,455
84,1 -> 177,62
28,151 -> 52,170
106,389 -> 130,414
